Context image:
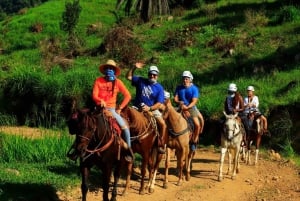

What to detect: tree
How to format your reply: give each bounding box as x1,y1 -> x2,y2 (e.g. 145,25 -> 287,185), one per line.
59,0 -> 82,55
60,0 -> 81,36
117,0 -> 170,22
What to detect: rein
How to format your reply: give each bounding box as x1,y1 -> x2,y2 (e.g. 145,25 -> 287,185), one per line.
81,112 -> 116,160
129,109 -> 158,141
163,104 -> 190,137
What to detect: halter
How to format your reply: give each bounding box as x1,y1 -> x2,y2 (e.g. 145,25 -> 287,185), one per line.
78,111 -> 116,161
223,117 -> 241,140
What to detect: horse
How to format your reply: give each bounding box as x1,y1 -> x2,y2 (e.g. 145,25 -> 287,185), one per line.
243,114 -> 270,165
121,106 -> 163,195
160,98 -> 192,188
218,112 -> 243,182
67,107 -> 126,201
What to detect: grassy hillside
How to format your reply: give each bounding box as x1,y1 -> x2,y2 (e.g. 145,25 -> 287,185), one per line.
0,0 -> 299,133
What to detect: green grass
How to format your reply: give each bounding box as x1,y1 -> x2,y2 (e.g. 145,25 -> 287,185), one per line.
0,2 -> 300,195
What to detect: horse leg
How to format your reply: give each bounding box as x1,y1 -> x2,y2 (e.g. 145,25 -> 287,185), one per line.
80,167 -> 89,201
146,155 -> 154,193
122,161 -> 133,196
218,147 -> 227,181
111,163 -> 121,201
246,140 -> 253,165
186,147 -> 194,181
163,148 -> 171,189
176,149 -> 185,186
227,149 -> 232,175
102,166 -> 112,201
148,148 -> 162,193
255,135 -> 262,165
231,149 -> 239,180
139,157 -> 147,194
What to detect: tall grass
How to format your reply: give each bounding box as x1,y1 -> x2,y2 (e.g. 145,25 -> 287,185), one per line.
0,130 -> 73,163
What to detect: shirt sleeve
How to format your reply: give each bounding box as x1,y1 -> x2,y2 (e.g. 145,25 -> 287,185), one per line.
117,79 -> 131,109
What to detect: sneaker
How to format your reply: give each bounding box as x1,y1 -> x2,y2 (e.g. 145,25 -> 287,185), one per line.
190,143 -> 197,151
158,147 -> 166,154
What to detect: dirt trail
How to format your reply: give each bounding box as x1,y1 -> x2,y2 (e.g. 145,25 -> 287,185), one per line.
60,147 -> 300,201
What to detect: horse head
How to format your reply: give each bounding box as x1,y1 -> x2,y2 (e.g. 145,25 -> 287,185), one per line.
223,111 -> 240,140
67,108 -> 98,157
161,99 -> 171,120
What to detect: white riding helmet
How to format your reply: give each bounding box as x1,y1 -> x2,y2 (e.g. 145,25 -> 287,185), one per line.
182,71 -> 193,80
164,91 -> 170,99
247,86 -> 255,91
148,66 -> 159,75
228,83 -> 237,92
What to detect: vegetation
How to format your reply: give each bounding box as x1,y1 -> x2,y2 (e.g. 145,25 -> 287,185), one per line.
0,0 -> 300,199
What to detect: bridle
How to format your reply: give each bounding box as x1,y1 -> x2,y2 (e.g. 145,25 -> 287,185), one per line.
223,118 -> 241,140
77,112 -> 115,161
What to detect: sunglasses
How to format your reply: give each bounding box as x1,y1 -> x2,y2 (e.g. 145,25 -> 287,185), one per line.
148,73 -> 158,77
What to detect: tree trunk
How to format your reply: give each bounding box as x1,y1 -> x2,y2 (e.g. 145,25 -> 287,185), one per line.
140,0 -> 170,22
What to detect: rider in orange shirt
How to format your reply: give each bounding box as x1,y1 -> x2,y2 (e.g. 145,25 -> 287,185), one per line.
92,59 -> 134,162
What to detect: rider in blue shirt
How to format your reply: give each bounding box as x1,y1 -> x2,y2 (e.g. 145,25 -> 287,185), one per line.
126,62 -> 167,154
174,71 -> 204,151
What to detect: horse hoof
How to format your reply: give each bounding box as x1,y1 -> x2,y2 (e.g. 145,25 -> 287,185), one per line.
163,183 -> 168,189
186,174 -> 191,181
121,191 -> 128,196
218,176 -> 223,182
148,188 -> 154,194
177,181 -> 182,186
139,190 -> 145,195
231,175 -> 236,180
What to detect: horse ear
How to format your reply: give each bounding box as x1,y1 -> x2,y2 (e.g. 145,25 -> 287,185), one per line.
233,112 -> 238,118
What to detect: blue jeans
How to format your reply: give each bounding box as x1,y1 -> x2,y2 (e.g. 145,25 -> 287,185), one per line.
107,108 -> 131,147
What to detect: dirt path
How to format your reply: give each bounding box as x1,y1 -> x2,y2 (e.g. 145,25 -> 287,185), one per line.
60,147 -> 300,201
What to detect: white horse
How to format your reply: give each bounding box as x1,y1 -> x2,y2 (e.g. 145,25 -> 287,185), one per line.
218,112 -> 244,181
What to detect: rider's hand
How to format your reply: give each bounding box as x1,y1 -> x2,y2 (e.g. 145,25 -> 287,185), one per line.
116,109 -> 121,114
100,100 -> 106,108
181,104 -> 189,111
135,62 -> 145,69
142,105 -> 151,112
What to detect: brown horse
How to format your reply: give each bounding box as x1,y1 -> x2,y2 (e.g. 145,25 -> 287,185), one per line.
160,98 -> 192,188
67,108 -> 125,201
121,106 -> 163,195
244,115 -> 270,165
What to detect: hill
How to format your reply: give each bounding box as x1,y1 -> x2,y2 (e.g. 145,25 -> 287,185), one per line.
0,0 -> 299,151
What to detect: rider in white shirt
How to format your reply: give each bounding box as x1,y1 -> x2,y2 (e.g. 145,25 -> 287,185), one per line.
243,86 -> 268,133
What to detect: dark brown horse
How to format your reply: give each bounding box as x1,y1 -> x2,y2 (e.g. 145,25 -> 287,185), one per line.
67,108 -> 125,201
121,106 -> 163,195
244,115 -> 270,165
160,98 -> 192,188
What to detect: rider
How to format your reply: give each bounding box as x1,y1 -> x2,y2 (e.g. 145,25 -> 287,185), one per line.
173,71 -> 204,151
223,83 -> 246,138
224,83 -> 245,116
243,85 -> 268,134
126,62 -> 167,154
92,59 -> 134,162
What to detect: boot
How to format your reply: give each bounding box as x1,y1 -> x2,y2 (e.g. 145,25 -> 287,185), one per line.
125,148 -> 135,163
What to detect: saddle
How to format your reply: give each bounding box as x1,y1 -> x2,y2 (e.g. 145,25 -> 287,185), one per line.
94,108 -> 122,136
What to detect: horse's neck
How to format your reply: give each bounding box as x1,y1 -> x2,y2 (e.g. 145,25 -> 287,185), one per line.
167,104 -> 187,131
